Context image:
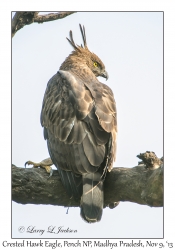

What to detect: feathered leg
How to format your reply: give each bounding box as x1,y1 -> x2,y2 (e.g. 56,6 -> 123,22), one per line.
80,172 -> 103,223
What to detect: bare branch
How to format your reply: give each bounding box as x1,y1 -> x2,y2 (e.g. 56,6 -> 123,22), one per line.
12,11 -> 76,37
12,152 -> 163,209
12,12 -> 38,37
34,12 -> 76,23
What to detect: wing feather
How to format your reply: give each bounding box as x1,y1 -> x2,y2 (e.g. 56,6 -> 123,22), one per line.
41,70 -> 117,199
77,143 -> 99,173
82,133 -> 105,166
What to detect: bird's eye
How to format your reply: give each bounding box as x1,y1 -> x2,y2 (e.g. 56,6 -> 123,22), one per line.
94,62 -> 98,67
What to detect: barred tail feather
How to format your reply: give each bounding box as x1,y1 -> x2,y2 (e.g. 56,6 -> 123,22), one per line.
80,172 -> 103,223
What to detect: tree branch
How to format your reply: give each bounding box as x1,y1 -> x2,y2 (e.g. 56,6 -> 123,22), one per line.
12,152 -> 163,209
33,12 -> 76,23
12,11 -> 76,37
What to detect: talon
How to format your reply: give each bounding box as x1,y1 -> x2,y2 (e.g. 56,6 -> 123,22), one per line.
24,161 -> 39,168
25,161 -> 32,168
47,168 -> 53,179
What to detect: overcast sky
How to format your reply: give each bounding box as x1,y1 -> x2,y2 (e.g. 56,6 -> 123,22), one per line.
11,11 -> 164,238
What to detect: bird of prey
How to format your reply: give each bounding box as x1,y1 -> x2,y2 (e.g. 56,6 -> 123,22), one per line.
27,24 -> 117,223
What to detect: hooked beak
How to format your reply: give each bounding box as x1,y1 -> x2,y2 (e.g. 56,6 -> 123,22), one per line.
101,70 -> 109,81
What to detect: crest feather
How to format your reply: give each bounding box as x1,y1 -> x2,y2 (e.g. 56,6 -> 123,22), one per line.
79,24 -> 87,48
66,24 -> 88,51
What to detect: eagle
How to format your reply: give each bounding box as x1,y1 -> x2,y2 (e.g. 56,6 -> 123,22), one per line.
27,24 -> 117,223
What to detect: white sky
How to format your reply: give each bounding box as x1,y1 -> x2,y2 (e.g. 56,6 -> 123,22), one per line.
0,1 -> 175,245
12,12 -> 163,238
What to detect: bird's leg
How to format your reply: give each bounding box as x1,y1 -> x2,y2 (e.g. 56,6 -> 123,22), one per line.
25,158 -> 53,178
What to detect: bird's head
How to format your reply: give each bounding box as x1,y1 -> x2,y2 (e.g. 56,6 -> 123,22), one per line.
66,24 -> 109,80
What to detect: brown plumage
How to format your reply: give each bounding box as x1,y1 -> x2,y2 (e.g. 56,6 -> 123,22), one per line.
40,24 -> 117,223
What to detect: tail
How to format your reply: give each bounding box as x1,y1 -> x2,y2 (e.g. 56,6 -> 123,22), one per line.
80,172 -> 103,223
